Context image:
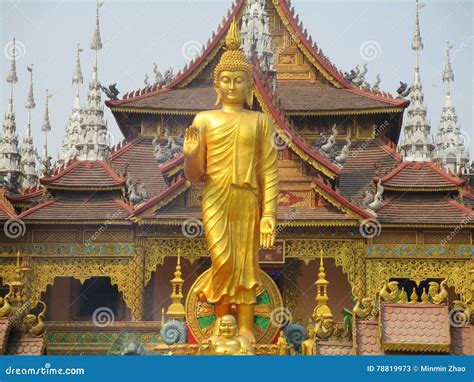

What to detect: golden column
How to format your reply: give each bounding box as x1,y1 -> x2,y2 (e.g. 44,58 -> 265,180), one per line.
166,248 -> 186,321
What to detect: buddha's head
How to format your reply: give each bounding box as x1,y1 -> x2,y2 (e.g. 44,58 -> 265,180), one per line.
213,18 -> 254,108
218,315 -> 239,339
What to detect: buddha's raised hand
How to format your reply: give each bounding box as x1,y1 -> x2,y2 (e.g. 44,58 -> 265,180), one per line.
183,125 -> 201,157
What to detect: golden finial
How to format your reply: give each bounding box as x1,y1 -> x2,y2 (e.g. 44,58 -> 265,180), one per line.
311,250 -> 332,321
161,307 -> 165,327
421,288 -> 429,304
399,287 -> 408,304
409,289 -> 418,304
166,248 -> 186,321
225,18 -> 241,50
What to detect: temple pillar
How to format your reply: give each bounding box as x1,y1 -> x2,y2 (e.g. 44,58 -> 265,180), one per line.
123,248 -> 145,321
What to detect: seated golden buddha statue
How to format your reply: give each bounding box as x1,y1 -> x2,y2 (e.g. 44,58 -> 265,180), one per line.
183,18 -> 279,343
198,315 -> 254,355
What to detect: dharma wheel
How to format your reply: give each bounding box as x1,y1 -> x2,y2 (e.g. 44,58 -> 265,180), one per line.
185,269 -> 284,344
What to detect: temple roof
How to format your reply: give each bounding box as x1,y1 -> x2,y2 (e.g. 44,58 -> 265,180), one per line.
106,0 -> 407,116
377,193 -> 474,226
338,140 -> 400,203
41,161 -> 126,191
109,81 -> 405,115
0,188 -> 18,219
109,137 -> 169,197
19,193 -> 133,223
381,161 -> 464,191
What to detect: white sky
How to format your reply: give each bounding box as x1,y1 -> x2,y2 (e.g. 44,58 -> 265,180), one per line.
1,0 -> 472,161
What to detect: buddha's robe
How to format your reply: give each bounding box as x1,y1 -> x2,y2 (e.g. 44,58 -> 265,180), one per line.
189,110 -> 279,305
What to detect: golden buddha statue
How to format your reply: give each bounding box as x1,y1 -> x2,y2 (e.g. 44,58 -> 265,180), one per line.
301,325 -> 317,356
184,19 -> 279,343
198,315 -> 254,355
276,330 -> 289,355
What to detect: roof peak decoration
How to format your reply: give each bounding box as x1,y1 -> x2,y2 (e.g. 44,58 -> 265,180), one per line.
74,0 -> 110,162
399,0 -> 434,163
58,44 -> 85,167
241,0 -> 274,71
433,42 -> 469,175
20,65 -> 39,189
0,37 -> 22,192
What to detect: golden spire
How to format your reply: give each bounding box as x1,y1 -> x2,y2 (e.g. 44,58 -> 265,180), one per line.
166,248 -> 186,321
225,17 -> 241,50
311,250 -> 333,321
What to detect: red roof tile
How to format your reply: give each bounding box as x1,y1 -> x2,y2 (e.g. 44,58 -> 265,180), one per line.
377,193 -> 474,225
6,331 -> 46,355
0,318 -> 12,355
381,162 -> 464,191
339,141 -> 399,203
356,320 -> 383,355
108,81 -> 405,113
317,341 -> 352,355
451,326 -> 473,355
41,161 -> 125,190
110,137 -> 168,197
20,193 -> 132,223
381,304 -> 450,352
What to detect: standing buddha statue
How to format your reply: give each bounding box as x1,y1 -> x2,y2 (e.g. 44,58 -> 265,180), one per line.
183,18 -> 279,343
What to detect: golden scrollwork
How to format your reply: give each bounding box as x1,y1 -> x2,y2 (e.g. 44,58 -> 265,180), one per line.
366,259 -> 472,307
29,256 -> 144,320
285,239 -> 364,291
144,238 -> 208,284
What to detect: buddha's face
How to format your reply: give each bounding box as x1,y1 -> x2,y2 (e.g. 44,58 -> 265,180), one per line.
216,70 -> 249,106
218,315 -> 238,339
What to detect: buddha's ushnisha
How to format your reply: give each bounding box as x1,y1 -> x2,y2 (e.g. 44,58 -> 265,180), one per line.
183,19 -> 279,343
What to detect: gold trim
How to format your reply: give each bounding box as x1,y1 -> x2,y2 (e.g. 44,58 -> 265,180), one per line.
110,107 -> 200,116
383,186 -> 461,192
138,181 -> 190,217
43,185 -> 125,191
379,223 -> 474,229
382,342 -> 450,353
285,107 -> 405,117
20,220 -> 131,225
162,163 -> 184,179
136,218 -> 358,227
